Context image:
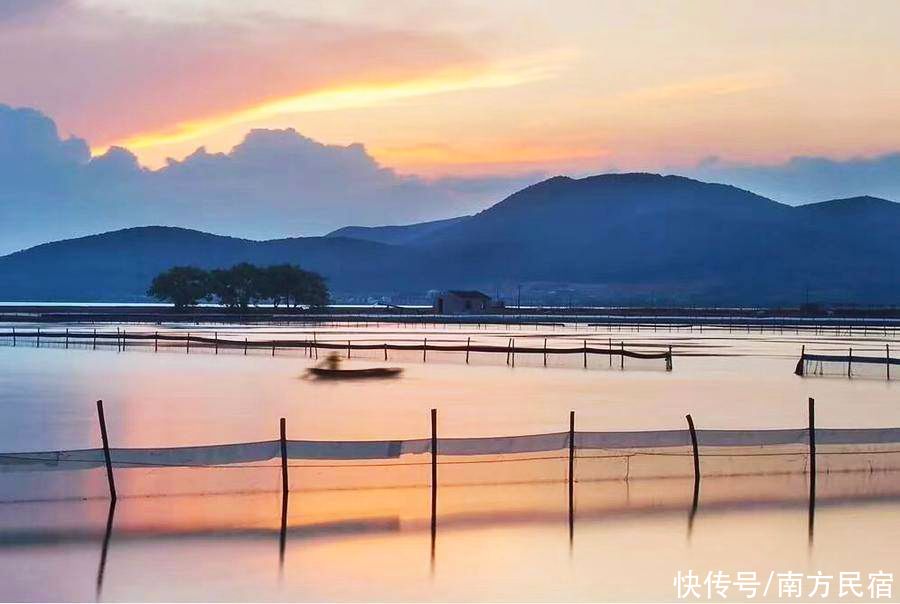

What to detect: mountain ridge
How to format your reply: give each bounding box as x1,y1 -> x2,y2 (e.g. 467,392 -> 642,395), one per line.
0,173 -> 897,305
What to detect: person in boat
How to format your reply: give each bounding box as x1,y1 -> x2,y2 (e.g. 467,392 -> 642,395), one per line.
321,352 -> 343,370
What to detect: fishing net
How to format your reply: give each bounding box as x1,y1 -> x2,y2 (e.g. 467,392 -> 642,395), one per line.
0,329 -> 674,371
795,349 -> 897,380
3,427 -> 900,502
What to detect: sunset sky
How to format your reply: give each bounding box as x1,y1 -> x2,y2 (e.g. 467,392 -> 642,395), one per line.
3,0 -> 899,177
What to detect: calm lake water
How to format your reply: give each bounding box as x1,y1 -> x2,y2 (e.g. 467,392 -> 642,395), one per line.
0,322 -> 898,601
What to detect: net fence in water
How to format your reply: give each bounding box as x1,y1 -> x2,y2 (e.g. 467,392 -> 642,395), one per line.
795,345 -> 898,380
3,426 -> 900,501
0,329 -> 674,371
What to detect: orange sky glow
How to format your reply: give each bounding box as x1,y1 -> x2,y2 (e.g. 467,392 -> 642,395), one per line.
3,0 -> 900,177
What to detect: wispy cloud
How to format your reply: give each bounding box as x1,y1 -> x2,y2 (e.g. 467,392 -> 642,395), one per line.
99,51 -> 570,156
615,70 -> 781,105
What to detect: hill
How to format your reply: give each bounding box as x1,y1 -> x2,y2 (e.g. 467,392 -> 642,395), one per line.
0,174 -> 897,305
325,216 -> 471,245
0,227 -> 428,301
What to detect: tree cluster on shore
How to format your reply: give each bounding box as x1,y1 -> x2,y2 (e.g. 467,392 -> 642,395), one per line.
147,263 -> 329,310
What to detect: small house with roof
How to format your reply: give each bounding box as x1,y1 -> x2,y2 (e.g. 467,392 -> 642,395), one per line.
434,290 -> 495,314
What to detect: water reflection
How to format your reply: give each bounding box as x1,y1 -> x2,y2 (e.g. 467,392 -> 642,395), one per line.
95,499 -> 115,600
1,472 -> 896,601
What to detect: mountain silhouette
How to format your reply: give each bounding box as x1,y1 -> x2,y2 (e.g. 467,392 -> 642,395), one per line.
0,174 -> 897,305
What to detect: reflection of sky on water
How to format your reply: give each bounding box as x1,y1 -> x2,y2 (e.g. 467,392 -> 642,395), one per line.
0,323 -> 898,600
1,474 -> 900,601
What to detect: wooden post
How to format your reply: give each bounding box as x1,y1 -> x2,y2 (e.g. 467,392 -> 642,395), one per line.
506,338 -> 512,365
272,340 -> 276,357
431,408 -> 438,530
93,329 -> 97,350
430,408 -> 438,564
384,342 -> 388,361
186,332 -> 190,354
65,328 -> 69,349
888,344 -> 891,381
154,331 -> 158,352
808,397 -> 816,478
543,338 -> 547,367
466,337 -> 471,364
122,330 -> 126,351
568,411 -> 575,504
620,341 -> 625,370
686,414 -> 700,489
214,332 -> 218,355
347,340 -> 351,359
36,327 -> 40,348
609,337 -> 612,367
423,337 -> 427,362
667,345 -> 673,371
244,337 -> 248,355
11,327 -> 15,347
848,347 -> 852,378
280,418 -> 289,495
583,340 -> 587,368
511,338 -> 515,367
96,400 -> 116,502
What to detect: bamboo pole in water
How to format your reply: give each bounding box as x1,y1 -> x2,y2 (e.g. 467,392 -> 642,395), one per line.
430,408 -> 438,533
568,411 -> 575,516
96,400 -> 116,502
808,397 -> 817,503
686,414 -> 700,489
280,418 -> 289,495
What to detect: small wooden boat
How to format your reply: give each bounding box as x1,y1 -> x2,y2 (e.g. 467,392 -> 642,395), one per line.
307,367 -> 403,380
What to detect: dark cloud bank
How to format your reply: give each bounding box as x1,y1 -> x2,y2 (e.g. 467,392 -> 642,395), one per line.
0,104 -> 537,254
1,103 -> 899,255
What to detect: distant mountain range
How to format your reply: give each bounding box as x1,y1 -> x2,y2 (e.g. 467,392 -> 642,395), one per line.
0,173 -> 897,305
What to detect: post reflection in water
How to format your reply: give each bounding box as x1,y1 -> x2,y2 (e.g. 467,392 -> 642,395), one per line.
3,471 -> 898,602
279,492 -> 288,575
95,499 -> 116,600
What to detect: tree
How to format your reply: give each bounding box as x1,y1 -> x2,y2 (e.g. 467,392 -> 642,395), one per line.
147,266 -> 210,309
148,262 -> 330,310
209,263 -> 263,309
259,264 -> 329,308
289,269 -> 329,307
258,264 -> 296,308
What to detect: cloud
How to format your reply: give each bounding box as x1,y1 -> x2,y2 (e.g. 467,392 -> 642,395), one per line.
0,0 -> 66,23
0,2 -> 487,159
0,105 -> 529,255
682,153 -> 900,204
